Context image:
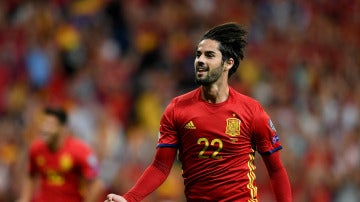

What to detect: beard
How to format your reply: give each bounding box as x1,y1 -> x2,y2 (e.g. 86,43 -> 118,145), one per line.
195,65 -> 224,86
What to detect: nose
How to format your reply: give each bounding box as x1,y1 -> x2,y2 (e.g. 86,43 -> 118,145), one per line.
196,60 -> 204,67
195,55 -> 205,67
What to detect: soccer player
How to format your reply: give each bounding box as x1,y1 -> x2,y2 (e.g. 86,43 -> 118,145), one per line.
106,23 -> 292,202
18,107 -> 102,202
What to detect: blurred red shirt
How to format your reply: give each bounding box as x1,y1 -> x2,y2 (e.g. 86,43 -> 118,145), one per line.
29,136 -> 99,202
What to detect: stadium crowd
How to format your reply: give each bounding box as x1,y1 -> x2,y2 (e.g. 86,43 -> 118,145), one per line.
0,0 -> 359,201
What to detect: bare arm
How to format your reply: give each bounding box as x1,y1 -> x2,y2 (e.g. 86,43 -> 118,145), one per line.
84,178 -> 105,202
17,175 -> 36,202
262,152 -> 292,202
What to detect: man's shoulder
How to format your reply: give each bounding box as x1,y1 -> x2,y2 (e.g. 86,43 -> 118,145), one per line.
65,136 -> 91,150
63,136 -> 94,162
29,139 -> 46,152
172,88 -> 200,104
230,87 -> 260,106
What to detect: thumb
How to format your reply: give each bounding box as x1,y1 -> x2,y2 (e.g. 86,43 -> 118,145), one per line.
106,194 -> 128,202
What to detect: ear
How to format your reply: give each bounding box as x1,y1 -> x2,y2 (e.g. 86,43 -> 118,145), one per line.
224,58 -> 234,71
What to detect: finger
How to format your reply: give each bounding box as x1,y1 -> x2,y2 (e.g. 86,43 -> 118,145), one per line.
106,194 -> 114,202
107,194 -> 123,202
107,194 -> 127,202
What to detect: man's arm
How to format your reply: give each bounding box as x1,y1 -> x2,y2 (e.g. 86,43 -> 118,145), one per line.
84,178 -> 105,202
262,152 -> 292,202
106,147 -> 177,202
17,175 -> 36,202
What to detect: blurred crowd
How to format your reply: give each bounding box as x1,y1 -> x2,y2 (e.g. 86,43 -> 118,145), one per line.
0,0 -> 359,201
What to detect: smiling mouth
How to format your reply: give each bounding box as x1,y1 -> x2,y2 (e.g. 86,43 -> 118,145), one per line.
196,66 -> 209,72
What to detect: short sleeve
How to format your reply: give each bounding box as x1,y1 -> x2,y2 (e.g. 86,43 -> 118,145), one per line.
253,105 -> 282,155
157,100 -> 179,148
77,144 -> 99,180
28,144 -> 38,176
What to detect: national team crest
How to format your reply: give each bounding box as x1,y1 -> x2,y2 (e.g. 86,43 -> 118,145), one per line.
225,118 -> 241,137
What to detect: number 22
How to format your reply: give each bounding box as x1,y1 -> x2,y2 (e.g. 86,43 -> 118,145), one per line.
197,138 -> 223,159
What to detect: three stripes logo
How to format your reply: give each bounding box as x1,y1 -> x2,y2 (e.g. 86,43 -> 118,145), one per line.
184,121 -> 196,129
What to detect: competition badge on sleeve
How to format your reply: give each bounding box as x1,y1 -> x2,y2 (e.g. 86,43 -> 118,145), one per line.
87,154 -> 99,171
269,119 -> 277,132
269,119 -> 280,144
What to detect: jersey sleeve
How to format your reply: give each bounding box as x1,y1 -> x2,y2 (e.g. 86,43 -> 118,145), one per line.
77,143 -> 99,180
252,104 -> 282,155
28,143 -> 38,177
157,99 -> 179,148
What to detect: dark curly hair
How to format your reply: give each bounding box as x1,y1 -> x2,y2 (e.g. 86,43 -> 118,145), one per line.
200,23 -> 247,78
44,107 -> 68,125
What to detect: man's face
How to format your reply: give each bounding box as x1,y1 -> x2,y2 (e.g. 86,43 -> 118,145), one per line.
194,39 -> 225,86
40,114 -> 62,143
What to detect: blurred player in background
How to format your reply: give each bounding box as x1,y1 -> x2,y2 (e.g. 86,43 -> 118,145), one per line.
106,23 -> 291,202
18,107 -> 103,202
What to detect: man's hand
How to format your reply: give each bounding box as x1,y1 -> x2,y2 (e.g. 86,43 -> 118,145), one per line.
105,194 -> 127,202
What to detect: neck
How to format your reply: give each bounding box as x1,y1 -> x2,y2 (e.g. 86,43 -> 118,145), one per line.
48,133 -> 66,152
201,82 -> 230,104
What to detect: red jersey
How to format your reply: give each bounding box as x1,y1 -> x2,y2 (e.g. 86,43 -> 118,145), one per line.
158,87 -> 282,202
29,136 -> 99,202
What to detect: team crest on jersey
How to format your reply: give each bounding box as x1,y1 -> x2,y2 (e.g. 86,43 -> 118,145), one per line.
59,154 -> 73,172
225,118 -> 241,137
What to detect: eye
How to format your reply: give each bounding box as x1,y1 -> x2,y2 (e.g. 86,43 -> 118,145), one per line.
196,51 -> 201,58
205,52 -> 215,58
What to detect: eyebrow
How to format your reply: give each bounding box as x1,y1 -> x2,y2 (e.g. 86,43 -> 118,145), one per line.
205,50 -> 216,55
196,50 -> 216,55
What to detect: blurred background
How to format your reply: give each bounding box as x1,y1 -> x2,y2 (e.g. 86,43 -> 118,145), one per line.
0,0 -> 359,201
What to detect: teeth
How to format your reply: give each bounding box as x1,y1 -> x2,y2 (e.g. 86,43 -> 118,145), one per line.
196,68 -> 207,71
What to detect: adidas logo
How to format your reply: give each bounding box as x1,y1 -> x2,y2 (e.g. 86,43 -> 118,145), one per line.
184,121 -> 196,129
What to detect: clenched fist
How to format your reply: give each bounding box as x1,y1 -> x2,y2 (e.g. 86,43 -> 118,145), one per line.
105,194 -> 127,202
